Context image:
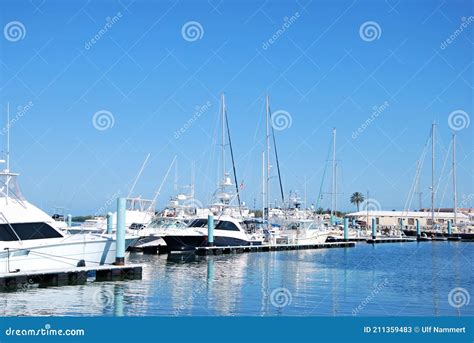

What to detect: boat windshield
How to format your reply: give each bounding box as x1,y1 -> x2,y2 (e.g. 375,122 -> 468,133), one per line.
188,218 -> 220,228
0,172 -> 25,203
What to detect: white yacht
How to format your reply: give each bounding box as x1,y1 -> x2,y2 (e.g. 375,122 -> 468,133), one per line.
0,170 -> 137,275
277,219 -> 330,244
162,215 -> 265,252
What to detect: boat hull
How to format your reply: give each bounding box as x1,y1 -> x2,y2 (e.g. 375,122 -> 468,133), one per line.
163,235 -> 261,252
0,236 -> 137,275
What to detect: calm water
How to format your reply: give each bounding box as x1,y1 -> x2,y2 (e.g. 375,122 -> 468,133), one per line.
0,242 -> 472,316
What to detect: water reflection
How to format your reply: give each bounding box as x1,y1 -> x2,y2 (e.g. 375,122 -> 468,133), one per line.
0,243 -> 471,316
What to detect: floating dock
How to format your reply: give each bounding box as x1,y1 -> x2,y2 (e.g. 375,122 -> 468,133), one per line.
366,237 -> 417,244
194,241 -> 355,256
0,264 -> 143,292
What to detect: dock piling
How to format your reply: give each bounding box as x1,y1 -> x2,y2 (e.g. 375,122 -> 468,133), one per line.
343,217 -> 348,241
208,214 -> 214,246
371,218 -> 377,239
448,220 -> 452,236
416,219 -> 421,238
115,198 -> 126,266
67,214 -> 72,228
107,212 -> 113,234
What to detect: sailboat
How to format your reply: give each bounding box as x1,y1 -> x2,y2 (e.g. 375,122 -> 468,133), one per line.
162,94 -> 265,252
0,104 -> 137,275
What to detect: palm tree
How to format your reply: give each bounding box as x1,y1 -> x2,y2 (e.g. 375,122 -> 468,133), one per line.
350,192 -> 365,211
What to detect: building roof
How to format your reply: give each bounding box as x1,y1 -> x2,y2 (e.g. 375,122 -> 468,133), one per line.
345,210 -> 469,219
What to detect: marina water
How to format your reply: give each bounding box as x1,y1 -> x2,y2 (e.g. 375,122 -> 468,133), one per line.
1,242 -> 472,316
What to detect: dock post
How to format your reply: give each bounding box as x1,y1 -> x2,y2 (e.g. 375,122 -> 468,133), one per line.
115,198 -> 126,265
67,214 -> 72,228
447,220 -> 452,236
416,219 -> 421,239
352,218 -> 356,227
343,217 -> 349,241
399,218 -> 404,236
371,218 -> 377,239
107,212 -> 113,234
208,214 -> 214,246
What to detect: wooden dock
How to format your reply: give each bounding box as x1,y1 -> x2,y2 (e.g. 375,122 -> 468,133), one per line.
194,241 -> 355,256
0,264 -> 143,292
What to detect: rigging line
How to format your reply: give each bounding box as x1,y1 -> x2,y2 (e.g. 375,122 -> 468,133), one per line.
434,139 -> 452,203
224,106 -> 243,217
404,129 -> 431,212
269,105 -> 285,206
316,134 -> 333,210
127,153 -> 151,198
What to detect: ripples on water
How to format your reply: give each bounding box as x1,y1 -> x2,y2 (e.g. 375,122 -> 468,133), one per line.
0,242 -> 472,316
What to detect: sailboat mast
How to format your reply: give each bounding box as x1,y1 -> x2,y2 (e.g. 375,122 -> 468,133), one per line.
331,128 -> 336,221
262,151 -> 265,222
6,102 -> 10,173
221,94 -> 226,181
265,95 -> 271,217
452,132 -> 457,225
431,123 -> 435,229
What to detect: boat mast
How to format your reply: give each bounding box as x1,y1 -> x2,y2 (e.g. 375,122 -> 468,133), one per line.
331,128 -> 336,223
265,95 -> 271,219
452,132 -> 457,226
262,151 -> 265,222
6,102 -> 10,173
221,94 -> 226,182
431,122 -> 435,229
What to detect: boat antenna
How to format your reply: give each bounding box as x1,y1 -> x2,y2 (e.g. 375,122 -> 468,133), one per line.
452,132 -> 457,226
268,101 -> 285,207
127,153 -> 151,198
431,122 -> 436,230
223,100 -> 242,216
5,102 -> 10,173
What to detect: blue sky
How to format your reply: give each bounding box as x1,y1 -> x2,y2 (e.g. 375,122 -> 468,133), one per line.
0,0 -> 472,215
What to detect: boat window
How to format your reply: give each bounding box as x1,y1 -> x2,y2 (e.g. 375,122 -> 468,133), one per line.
0,222 -> 63,241
188,219 -> 208,228
215,220 -> 240,231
